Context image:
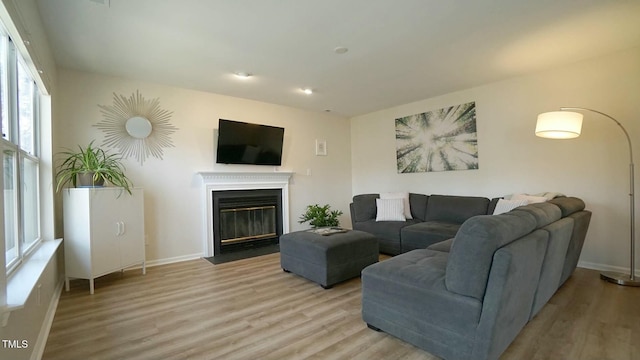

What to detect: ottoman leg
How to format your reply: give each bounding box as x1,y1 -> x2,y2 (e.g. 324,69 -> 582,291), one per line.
283,268 -> 291,273
321,284 -> 333,290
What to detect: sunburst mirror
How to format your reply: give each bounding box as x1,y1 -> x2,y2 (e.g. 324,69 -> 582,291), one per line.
95,90 -> 178,165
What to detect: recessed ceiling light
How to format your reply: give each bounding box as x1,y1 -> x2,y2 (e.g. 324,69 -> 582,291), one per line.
234,72 -> 252,79
302,88 -> 313,95
334,47 -> 348,54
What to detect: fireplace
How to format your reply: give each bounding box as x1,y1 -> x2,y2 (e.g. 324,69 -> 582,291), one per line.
198,171 -> 293,257
212,189 -> 283,254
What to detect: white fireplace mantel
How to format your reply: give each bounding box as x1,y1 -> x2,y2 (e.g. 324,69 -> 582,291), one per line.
198,171 -> 294,257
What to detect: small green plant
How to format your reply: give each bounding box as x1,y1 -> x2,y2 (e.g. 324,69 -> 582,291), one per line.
298,204 -> 343,228
55,141 -> 133,194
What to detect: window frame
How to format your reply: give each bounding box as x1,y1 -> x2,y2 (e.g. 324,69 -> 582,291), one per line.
0,31 -> 42,275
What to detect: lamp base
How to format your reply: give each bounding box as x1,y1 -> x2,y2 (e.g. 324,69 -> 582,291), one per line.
600,271 -> 640,287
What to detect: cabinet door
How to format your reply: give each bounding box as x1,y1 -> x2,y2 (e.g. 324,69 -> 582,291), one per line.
117,189 -> 145,267
63,191 -> 93,279
89,190 -> 123,276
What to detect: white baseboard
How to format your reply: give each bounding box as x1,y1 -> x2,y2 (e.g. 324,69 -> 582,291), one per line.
31,277 -> 64,360
144,253 -> 204,268
577,261 -> 640,277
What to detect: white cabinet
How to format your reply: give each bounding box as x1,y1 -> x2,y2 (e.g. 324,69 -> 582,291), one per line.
63,188 -> 145,294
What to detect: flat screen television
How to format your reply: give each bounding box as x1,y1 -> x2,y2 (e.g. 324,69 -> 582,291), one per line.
216,119 -> 285,166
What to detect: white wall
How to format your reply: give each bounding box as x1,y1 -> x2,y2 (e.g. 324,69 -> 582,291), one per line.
350,47 -> 640,273
55,69 -> 352,264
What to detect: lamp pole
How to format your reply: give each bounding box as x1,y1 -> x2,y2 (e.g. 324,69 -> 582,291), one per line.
560,107 -> 638,286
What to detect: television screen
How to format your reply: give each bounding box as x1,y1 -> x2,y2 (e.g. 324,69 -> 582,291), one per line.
216,119 -> 284,166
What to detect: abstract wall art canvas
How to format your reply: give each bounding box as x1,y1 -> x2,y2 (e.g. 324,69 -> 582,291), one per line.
395,102 -> 478,173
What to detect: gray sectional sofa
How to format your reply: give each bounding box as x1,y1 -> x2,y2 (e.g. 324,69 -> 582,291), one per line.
350,193 -> 499,255
358,195 -> 591,360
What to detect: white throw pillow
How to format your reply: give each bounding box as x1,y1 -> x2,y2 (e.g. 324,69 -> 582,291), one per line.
493,199 -> 529,215
380,192 -> 413,219
375,198 -> 406,222
511,193 -> 547,204
533,192 -> 565,200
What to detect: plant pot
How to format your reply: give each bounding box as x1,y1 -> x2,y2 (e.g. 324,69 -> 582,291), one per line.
76,172 -> 105,188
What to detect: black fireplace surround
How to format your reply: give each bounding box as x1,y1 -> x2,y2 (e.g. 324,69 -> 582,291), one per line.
212,189 -> 283,254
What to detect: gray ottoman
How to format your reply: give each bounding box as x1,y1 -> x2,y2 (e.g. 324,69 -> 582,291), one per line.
280,229 -> 379,288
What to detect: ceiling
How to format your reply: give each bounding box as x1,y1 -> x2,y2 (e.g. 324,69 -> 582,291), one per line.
36,0 -> 640,117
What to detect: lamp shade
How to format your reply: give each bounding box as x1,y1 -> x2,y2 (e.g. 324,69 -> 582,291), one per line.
535,111 -> 583,139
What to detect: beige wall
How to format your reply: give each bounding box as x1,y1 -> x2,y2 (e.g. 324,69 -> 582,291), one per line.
55,69 -> 353,264
0,252 -> 63,360
350,47 -> 640,274
0,0 -> 57,92
0,1 -> 61,359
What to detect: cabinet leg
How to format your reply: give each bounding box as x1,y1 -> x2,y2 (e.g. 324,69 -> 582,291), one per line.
142,261 -> 146,275
89,279 -> 95,295
65,277 -> 70,292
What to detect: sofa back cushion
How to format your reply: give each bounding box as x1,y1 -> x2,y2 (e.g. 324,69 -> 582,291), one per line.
409,193 -> 429,221
352,194 -> 380,222
445,210 -> 537,300
425,195 -> 490,224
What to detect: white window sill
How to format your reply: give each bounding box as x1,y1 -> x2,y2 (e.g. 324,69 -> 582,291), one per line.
3,238 -> 62,318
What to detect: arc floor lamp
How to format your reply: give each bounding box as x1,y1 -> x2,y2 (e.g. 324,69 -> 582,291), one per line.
535,107 -> 638,286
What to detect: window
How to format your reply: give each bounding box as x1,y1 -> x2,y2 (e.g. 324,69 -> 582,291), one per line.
0,30 -> 41,273
3,148 -> 17,266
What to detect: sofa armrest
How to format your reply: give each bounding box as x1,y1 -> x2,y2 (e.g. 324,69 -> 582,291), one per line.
548,197 -> 586,217
474,229 -> 548,360
446,211 -> 537,300
349,203 -> 356,228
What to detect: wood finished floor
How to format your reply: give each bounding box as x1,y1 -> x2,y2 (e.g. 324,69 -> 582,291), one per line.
43,253 -> 640,360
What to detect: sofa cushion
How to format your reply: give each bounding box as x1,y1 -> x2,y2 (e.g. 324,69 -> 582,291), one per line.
548,196 -> 586,217
353,219 -> 421,255
427,238 -> 454,252
362,249 -> 483,339
400,221 -> 460,252
425,195 -> 490,223
409,193 -> 429,221
445,210 -> 538,300
352,194 -> 379,222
